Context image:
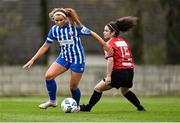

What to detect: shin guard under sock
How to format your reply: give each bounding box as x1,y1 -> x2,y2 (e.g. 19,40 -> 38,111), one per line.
88,90 -> 102,108
124,91 -> 141,108
45,79 -> 57,101
71,88 -> 81,106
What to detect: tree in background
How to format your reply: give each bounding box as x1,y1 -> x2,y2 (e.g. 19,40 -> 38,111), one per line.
160,0 -> 180,64
130,0 -> 144,64
39,0 -> 49,65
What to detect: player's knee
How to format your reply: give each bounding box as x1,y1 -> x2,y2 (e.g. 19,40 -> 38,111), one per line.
121,88 -> 129,95
70,85 -> 78,91
45,73 -> 54,80
94,86 -> 102,93
70,87 -> 75,91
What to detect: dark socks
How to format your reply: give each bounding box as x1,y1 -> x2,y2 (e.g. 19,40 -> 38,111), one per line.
80,90 -> 102,112
124,91 -> 143,110
88,90 -> 102,109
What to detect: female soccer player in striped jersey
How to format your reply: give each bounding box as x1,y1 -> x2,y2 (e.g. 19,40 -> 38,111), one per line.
23,8 -> 112,110
80,16 -> 145,112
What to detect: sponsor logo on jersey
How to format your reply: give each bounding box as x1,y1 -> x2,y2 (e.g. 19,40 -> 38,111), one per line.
114,41 -> 127,47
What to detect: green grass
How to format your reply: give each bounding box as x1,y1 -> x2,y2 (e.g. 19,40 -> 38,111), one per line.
0,96 -> 180,122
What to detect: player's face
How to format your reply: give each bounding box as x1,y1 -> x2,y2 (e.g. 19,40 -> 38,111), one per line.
103,25 -> 114,39
54,15 -> 68,27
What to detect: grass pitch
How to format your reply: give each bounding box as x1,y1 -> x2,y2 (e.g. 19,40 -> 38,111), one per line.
0,96 -> 180,122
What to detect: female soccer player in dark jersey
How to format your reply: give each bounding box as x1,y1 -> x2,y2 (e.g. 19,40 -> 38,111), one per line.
23,8 -> 112,110
80,16 -> 145,112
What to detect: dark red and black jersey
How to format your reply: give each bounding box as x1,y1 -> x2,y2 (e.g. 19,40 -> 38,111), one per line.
104,37 -> 135,70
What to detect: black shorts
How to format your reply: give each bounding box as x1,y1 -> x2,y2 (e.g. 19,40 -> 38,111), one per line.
109,68 -> 134,89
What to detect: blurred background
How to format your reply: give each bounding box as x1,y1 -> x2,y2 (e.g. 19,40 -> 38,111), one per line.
0,0 -> 180,96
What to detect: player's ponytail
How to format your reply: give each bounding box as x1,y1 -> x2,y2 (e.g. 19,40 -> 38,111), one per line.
49,8 -> 81,26
107,16 -> 138,37
116,16 -> 138,32
64,8 -> 82,26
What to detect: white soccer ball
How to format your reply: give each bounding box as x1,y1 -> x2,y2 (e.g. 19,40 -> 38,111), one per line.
61,98 -> 77,113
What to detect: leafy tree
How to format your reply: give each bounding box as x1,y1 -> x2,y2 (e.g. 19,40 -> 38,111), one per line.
39,0 -> 49,64
160,0 -> 180,64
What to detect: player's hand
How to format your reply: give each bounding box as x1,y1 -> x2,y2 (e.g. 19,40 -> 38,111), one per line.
22,60 -> 34,69
105,76 -> 111,85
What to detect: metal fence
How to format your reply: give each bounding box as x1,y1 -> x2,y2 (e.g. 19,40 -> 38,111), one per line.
0,0 -> 167,65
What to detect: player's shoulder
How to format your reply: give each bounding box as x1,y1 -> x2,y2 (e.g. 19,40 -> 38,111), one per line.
108,37 -> 119,45
113,37 -> 125,41
50,25 -> 57,31
109,37 -> 128,47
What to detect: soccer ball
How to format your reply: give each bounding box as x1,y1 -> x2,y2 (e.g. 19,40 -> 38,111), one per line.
61,98 -> 77,113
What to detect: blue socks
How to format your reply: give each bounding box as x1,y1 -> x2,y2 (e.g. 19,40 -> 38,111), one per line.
71,88 -> 81,106
45,79 -> 57,101
46,79 -> 80,105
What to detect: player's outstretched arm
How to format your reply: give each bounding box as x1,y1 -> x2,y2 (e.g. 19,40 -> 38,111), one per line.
23,43 -> 50,69
91,31 -> 113,55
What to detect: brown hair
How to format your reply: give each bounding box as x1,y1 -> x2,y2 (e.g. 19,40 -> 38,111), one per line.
107,16 -> 138,36
49,8 -> 82,26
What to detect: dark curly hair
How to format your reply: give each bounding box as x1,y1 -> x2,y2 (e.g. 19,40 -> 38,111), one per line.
107,16 -> 138,36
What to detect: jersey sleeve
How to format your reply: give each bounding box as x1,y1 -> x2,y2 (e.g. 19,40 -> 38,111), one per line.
77,25 -> 92,36
104,45 -> 114,59
44,26 -> 57,44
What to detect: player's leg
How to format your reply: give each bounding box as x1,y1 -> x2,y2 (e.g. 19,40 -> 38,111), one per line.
81,79 -> 112,112
113,68 -> 145,111
121,87 -> 145,111
39,62 -> 67,109
70,70 -> 82,107
69,63 -> 85,109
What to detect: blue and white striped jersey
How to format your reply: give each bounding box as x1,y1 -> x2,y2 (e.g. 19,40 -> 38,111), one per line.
45,23 -> 92,64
